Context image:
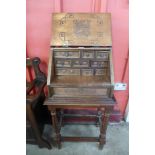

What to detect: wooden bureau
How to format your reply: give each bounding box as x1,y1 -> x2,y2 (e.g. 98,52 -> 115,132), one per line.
44,13 -> 116,149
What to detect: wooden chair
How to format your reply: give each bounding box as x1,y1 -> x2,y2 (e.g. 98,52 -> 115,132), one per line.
26,57 -> 51,149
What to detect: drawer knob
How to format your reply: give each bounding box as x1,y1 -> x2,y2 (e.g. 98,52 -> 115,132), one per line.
83,61 -> 87,65
65,53 -> 69,57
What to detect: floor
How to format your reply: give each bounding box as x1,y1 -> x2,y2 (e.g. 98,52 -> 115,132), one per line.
26,122 -> 129,155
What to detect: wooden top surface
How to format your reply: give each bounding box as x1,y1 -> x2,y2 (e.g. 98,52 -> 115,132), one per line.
44,96 -> 116,107
51,13 -> 112,47
49,76 -> 111,88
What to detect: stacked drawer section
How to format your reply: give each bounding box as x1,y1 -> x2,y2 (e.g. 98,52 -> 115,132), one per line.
54,49 -> 110,76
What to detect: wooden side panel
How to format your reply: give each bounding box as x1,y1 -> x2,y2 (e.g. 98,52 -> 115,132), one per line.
47,50 -> 54,97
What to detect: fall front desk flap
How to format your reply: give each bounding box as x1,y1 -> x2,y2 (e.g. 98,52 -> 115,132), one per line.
51,13 -> 112,47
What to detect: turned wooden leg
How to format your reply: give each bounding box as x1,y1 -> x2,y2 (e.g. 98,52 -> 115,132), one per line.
60,109 -> 64,127
51,109 -> 61,149
99,108 -> 110,150
26,104 -> 51,149
96,108 -> 100,127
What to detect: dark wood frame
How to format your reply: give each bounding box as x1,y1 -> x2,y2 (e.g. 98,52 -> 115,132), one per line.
44,97 -> 116,149
26,57 -> 51,149
45,13 -> 116,149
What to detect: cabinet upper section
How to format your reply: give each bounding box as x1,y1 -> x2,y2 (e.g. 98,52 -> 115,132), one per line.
51,13 -> 112,47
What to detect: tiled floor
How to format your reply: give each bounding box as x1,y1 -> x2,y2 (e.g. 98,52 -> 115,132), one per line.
27,122 -> 129,155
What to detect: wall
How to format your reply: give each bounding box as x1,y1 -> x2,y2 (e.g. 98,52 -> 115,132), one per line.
26,0 -> 129,117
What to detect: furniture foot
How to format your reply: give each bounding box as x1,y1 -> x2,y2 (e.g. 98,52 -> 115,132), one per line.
60,109 -> 65,127
96,109 -> 101,127
38,138 -> 52,149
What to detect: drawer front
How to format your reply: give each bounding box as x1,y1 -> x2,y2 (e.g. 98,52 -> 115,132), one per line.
55,60 -> 71,67
56,68 -> 80,75
53,88 -> 108,96
91,61 -> 108,67
95,69 -> 106,75
72,60 -> 89,67
54,51 -> 80,58
82,51 -> 94,58
81,69 -> 93,76
96,51 -> 109,59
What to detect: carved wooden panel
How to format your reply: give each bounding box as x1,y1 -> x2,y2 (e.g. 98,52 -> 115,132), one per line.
51,13 -> 112,46
53,88 -> 108,96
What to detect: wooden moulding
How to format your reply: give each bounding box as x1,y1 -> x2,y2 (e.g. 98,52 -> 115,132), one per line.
47,50 -> 52,86
52,47 -> 111,50
61,137 -> 99,142
53,87 -> 108,96
47,49 -> 54,97
109,50 -> 114,85
109,49 -> 115,97
45,97 -> 116,108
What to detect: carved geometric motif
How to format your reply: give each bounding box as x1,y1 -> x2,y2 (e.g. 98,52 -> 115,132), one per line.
73,20 -> 90,37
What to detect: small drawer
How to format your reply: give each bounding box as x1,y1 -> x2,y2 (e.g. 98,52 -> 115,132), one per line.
55,60 -> 71,67
56,68 -> 80,75
82,51 -> 94,58
95,69 -> 106,75
81,69 -> 93,76
54,51 -> 80,58
91,61 -> 108,67
72,60 -> 89,67
96,51 -> 109,59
